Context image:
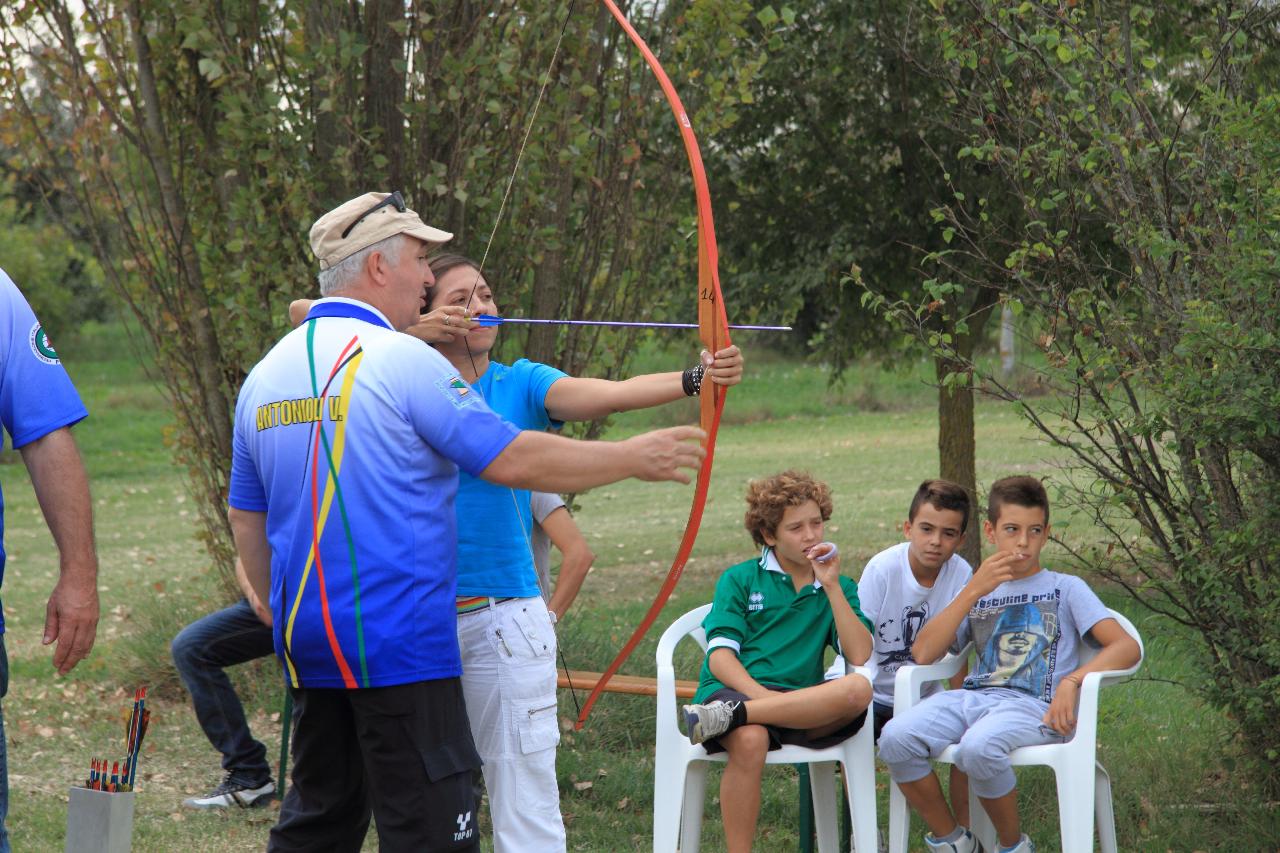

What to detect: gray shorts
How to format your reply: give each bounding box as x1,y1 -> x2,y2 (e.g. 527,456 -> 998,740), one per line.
877,687 -> 1064,799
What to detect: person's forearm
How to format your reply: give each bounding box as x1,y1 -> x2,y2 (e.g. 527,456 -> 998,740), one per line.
482,432 -> 637,491
707,647 -> 770,699
233,557 -> 256,602
229,508 -> 272,607
480,427 -> 701,492
911,588 -> 979,663
544,373 -> 685,421
21,428 -> 97,578
828,593 -> 873,666
1066,635 -> 1141,680
546,547 -> 594,619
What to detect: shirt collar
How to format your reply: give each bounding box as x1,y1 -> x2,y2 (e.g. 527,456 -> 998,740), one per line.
759,547 -> 822,589
305,296 -> 394,330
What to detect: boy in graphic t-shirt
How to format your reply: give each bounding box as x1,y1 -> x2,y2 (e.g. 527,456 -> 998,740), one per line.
878,476 -> 1141,853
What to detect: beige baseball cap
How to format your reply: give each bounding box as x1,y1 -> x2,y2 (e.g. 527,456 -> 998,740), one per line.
309,191 -> 453,270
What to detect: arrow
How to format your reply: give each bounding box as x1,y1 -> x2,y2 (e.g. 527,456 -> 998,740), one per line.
472,314 -> 790,332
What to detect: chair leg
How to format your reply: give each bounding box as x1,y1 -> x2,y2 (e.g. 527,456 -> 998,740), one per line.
798,765 -> 815,853
680,762 -> 709,853
1055,765 -> 1096,853
1095,763 -> 1117,853
843,762 -> 878,853
969,787 -> 996,851
887,782 -> 911,853
652,753 -> 690,853
809,762 -> 839,853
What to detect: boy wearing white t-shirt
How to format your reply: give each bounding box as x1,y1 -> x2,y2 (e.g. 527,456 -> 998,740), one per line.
860,479 -> 974,738
856,480 -> 974,827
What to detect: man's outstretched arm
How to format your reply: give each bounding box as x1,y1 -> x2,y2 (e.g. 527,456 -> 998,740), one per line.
21,426 -> 99,675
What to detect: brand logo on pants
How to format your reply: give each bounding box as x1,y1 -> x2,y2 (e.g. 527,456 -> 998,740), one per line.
454,810 -> 474,841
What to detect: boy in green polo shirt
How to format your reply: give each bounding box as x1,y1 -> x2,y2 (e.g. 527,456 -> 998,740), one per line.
681,470 -> 874,853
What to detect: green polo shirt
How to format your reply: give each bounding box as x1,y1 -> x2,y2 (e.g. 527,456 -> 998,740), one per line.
693,549 -> 873,703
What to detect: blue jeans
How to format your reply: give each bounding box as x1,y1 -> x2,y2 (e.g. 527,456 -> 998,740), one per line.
0,632 -> 10,853
171,599 -> 276,785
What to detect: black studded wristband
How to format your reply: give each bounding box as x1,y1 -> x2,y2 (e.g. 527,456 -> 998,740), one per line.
682,364 -> 705,397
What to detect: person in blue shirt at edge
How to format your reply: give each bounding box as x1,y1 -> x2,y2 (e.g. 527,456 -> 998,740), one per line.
877,476 -> 1141,853
231,191 -> 707,853
291,251 -> 743,853
678,471 -> 874,853
0,269 -> 100,853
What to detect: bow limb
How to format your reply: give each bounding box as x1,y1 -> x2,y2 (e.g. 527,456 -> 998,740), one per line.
576,0 -> 732,728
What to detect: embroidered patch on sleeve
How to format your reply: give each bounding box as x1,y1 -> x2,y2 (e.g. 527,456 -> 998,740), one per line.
435,374 -> 478,409
28,323 -> 60,364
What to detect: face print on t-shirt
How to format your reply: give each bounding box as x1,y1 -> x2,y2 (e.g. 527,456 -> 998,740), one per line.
964,592 -> 1060,700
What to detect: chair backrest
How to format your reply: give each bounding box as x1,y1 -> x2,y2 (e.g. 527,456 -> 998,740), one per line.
1077,608 -> 1144,682
655,603 -> 712,669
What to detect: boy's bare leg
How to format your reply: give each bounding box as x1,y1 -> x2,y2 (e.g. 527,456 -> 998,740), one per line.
742,674 -> 871,732
895,773 -> 959,839
977,789 -> 1021,848
950,766 -> 970,827
719,725 -> 770,853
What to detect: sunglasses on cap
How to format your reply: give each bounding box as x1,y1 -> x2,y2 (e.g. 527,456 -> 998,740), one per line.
341,190 -> 406,239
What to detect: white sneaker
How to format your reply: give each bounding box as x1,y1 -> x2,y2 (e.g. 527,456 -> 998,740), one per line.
183,775 -> 275,809
681,699 -> 739,744
923,827 -> 981,853
995,834 -> 1035,853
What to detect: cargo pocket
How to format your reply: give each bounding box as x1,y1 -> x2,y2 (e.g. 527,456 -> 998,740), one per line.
517,695 -> 560,756
418,736 -> 484,849
510,604 -> 556,662
421,736 -> 482,783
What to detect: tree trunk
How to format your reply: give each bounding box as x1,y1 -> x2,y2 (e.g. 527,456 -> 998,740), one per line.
307,0 -> 356,206
937,290 -> 1000,568
361,0 -> 406,189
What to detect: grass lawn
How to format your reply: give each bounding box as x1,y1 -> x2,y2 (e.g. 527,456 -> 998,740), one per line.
0,328 -> 1273,850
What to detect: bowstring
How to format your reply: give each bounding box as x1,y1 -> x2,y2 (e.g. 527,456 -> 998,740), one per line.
506,486 -> 583,720
464,0 -> 583,715
462,0 -> 579,383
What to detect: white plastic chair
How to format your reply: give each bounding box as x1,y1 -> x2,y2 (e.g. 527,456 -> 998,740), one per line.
653,603 -> 879,853
887,608 -> 1144,853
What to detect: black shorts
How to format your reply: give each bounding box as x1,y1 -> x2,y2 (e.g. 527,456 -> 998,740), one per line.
872,700 -> 894,742
270,677 -> 481,853
700,685 -> 868,756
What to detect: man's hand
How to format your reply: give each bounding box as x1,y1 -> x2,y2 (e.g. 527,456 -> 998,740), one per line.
1043,677 -> 1079,735
703,345 -> 743,387
620,426 -> 706,484
405,306 -> 478,345
288,299 -> 312,327
969,550 -> 1018,598
44,573 -> 99,675
248,594 -> 273,628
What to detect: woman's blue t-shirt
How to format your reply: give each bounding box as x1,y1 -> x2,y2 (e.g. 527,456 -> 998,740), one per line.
454,359 -> 567,597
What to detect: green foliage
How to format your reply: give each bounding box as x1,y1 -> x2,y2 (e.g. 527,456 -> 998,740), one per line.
894,0 -> 1280,790
0,1 -> 760,573
0,178 -> 110,337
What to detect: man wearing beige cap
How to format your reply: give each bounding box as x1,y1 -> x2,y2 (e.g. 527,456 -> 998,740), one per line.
226,190 -> 706,852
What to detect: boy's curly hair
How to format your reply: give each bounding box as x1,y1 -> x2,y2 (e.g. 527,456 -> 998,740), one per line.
743,470 -> 834,547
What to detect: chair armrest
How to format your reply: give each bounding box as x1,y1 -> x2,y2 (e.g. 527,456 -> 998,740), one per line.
892,644 -> 972,712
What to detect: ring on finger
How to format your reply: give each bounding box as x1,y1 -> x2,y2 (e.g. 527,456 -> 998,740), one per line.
445,316 -> 451,326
